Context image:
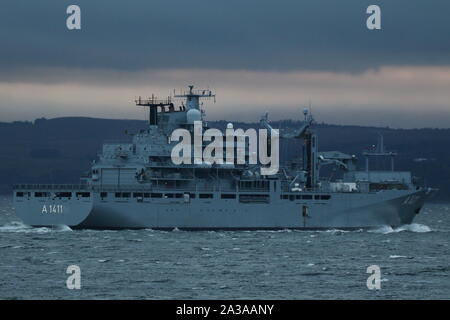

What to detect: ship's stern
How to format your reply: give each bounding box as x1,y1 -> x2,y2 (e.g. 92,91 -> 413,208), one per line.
13,185 -> 93,227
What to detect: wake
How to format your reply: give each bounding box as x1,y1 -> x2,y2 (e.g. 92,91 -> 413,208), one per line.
0,221 -> 72,233
369,223 -> 432,234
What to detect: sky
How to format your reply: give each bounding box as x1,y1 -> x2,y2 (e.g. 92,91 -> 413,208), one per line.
1,0 -> 449,128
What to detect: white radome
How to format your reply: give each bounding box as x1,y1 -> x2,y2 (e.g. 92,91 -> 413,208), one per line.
186,108 -> 201,123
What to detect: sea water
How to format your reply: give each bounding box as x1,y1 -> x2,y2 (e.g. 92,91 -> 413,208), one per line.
0,197 -> 448,299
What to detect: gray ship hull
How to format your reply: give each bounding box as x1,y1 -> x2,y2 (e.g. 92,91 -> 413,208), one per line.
13,188 -> 430,230
10,86 -> 437,231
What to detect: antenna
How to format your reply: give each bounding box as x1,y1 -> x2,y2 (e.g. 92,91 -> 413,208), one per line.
173,85 -> 216,110
303,108 -> 309,121
135,94 -> 173,126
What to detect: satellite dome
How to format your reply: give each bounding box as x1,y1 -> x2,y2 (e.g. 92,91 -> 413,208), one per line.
186,108 -> 201,124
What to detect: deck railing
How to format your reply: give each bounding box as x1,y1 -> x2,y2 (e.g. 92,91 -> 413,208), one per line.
13,184 -> 88,190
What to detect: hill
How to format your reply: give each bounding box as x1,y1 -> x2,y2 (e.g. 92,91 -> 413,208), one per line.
1,117 -> 449,201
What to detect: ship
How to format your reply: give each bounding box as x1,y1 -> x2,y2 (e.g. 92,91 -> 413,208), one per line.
13,86 -> 435,229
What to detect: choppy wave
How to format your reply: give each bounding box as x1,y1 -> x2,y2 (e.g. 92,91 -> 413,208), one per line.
0,221 -> 38,233
0,221 -> 72,233
53,224 -> 73,232
389,255 -> 415,260
369,223 -> 432,234
324,229 -> 350,235
254,229 -> 293,233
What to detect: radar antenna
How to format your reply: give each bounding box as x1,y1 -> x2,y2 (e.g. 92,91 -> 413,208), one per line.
135,94 -> 173,126
174,85 -> 215,110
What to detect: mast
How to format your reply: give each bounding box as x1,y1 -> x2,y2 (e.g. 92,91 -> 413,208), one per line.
174,85 -> 215,114
363,133 -> 397,172
261,108 -> 318,190
135,85 -> 215,129
135,95 -> 173,126
301,109 -> 318,190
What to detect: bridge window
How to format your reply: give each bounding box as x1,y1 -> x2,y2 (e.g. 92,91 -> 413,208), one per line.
76,192 -> 90,198
115,192 -> 130,198
320,195 -> 331,200
163,193 -> 184,198
239,194 -> 269,203
35,192 -> 50,197
16,192 -> 24,197
133,193 -> 143,198
100,192 -> 107,198
151,193 -> 163,198
199,194 -> 213,199
55,192 -> 72,198
221,194 -> 236,199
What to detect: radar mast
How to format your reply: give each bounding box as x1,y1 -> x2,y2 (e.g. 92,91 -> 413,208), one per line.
174,85 -> 215,111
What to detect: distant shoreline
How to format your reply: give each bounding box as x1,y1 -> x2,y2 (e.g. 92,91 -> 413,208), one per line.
1,117 -> 449,201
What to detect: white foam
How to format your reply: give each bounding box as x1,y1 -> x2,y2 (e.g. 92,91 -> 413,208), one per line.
396,223 -> 431,233
0,222 -> 72,233
325,229 -> 350,235
54,224 -> 73,232
369,223 -> 432,234
369,225 -> 395,234
0,221 -> 34,233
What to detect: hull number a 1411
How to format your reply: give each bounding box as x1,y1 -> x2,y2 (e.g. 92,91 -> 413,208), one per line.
42,204 -> 64,214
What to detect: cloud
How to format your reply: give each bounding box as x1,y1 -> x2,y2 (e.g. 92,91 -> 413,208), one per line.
1,1 -> 449,128
1,0 -> 450,73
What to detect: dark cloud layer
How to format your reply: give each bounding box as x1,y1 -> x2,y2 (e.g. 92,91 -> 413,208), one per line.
1,1 -> 449,128
1,0 -> 449,73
